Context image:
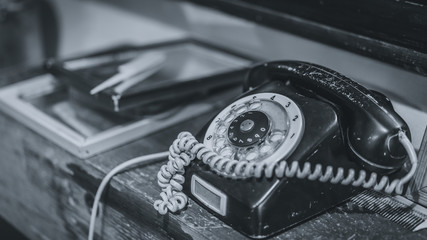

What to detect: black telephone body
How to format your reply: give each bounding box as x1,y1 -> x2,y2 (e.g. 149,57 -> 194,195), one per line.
181,61 -> 411,239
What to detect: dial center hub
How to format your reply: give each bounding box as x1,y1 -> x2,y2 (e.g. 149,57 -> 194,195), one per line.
228,111 -> 270,147
240,119 -> 255,132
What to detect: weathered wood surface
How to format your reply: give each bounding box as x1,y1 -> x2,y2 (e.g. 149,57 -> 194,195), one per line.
408,128 -> 427,206
1,72 -> 427,239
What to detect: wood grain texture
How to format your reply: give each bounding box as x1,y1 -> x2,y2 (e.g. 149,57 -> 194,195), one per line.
1,71 -> 427,239
0,98 -> 426,240
408,127 -> 427,206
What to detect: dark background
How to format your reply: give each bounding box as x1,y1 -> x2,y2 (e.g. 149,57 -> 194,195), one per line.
185,0 -> 427,76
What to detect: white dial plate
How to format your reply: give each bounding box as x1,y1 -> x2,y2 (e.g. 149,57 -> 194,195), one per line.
204,93 -> 305,167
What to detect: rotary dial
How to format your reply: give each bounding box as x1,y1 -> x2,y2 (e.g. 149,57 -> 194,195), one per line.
204,93 -> 304,170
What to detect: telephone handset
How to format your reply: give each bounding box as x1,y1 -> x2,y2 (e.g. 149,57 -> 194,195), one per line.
154,61 -> 418,239
244,61 -> 410,173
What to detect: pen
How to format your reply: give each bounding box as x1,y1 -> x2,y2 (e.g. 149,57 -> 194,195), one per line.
90,51 -> 165,95
113,63 -> 163,95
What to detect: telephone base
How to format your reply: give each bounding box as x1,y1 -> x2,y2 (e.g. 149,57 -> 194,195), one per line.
183,82 -> 365,238
185,170 -> 361,239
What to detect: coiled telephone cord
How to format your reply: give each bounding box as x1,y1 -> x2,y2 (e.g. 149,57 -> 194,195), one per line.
87,131 -> 417,240
154,131 -> 418,215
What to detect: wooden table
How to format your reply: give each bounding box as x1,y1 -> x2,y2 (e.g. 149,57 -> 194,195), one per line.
1,69 -> 427,240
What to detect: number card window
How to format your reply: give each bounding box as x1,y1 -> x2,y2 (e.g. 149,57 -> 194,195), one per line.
191,175 -> 227,216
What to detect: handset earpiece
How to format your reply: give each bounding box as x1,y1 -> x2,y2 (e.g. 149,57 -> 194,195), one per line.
245,61 -> 410,173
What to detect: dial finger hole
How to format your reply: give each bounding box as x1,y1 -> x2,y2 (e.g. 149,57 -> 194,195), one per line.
215,138 -> 227,147
216,125 -> 227,135
260,144 -> 273,155
245,150 -> 260,161
236,149 -> 246,161
220,147 -> 234,158
214,138 -> 227,150
249,100 -> 262,110
269,131 -> 285,142
224,113 -> 235,123
234,105 -> 247,115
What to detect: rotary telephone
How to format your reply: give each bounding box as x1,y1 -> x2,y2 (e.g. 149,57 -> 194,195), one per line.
151,61 -> 418,239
